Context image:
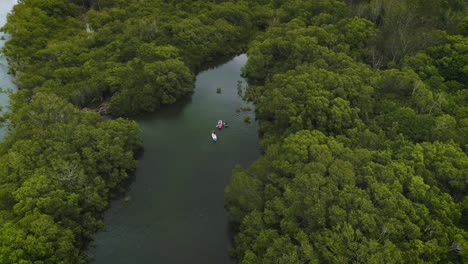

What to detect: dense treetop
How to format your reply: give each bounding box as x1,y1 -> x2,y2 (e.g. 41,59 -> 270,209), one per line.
0,0 -> 269,262
0,92 -> 142,263
2,0 -> 262,116
225,0 -> 467,263
0,0 -> 466,263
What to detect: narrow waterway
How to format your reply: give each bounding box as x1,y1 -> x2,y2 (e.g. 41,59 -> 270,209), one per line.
91,54 -> 260,263
0,0 -> 17,139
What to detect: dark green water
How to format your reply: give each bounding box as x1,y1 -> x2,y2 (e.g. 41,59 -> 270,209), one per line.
91,54 -> 260,263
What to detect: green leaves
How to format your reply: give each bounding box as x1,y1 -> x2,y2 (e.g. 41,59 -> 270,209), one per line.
2,0 -> 466,263
109,57 -> 194,116
3,0 -> 259,116
225,165 -> 264,225
227,129 -> 468,263
227,12 -> 467,260
0,93 -> 141,263
0,211 -> 81,264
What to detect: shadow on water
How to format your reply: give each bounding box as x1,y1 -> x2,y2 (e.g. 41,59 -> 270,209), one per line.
135,95 -> 193,122
193,52 -> 246,74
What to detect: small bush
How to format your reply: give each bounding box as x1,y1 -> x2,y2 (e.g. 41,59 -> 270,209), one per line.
240,104 -> 252,111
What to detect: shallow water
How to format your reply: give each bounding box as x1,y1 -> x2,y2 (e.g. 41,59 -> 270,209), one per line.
91,54 -> 260,264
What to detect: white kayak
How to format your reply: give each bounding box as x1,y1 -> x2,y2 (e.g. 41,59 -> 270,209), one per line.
211,132 -> 217,142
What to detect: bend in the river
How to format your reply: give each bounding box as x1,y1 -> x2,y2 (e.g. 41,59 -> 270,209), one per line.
90,54 -> 261,263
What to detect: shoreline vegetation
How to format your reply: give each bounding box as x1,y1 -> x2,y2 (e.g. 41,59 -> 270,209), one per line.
0,0 -> 258,263
0,0 -> 467,263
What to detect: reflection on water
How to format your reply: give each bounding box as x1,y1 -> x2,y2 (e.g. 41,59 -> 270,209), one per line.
233,54 -> 248,65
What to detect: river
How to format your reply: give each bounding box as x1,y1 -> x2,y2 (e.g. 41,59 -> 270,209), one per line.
91,54 -> 260,263
0,0 -> 17,139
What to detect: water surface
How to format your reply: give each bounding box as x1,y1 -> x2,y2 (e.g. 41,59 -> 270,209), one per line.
0,0 -> 17,139
91,54 -> 260,263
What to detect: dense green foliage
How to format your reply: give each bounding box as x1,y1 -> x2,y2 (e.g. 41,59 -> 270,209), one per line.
0,1 -> 262,261
0,92 -> 142,263
2,0 -> 260,116
1,0 -> 467,263
224,0 -> 468,263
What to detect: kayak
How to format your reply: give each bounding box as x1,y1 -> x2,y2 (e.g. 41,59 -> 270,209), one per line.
216,120 -> 223,129
211,132 -> 217,142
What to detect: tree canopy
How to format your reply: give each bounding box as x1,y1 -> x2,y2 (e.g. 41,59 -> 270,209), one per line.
225,0 -> 467,263
0,92 -> 141,263
0,0 -> 466,263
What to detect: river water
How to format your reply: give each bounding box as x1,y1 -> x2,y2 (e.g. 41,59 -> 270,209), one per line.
0,0 -> 17,139
91,54 -> 260,263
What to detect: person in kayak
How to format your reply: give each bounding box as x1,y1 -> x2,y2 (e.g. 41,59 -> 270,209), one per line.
211,130 -> 217,141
